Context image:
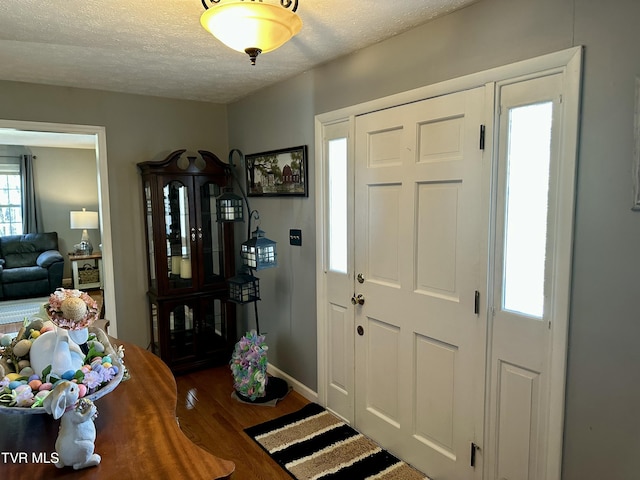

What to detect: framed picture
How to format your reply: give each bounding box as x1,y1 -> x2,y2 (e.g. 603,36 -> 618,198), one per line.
245,145 -> 308,197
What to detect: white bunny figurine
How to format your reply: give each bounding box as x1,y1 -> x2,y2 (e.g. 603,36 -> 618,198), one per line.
43,380 -> 101,470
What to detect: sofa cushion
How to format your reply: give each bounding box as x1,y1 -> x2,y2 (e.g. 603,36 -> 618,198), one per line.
37,250 -> 64,268
0,232 -> 60,268
2,265 -> 49,282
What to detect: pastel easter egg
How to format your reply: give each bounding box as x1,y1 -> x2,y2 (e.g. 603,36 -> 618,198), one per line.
88,341 -> 105,353
0,335 -> 12,347
77,384 -> 87,398
91,357 -> 103,365
29,374 -> 40,382
17,360 -> 31,370
102,362 -> 112,368
102,356 -> 112,364
13,339 -> 32,357
111,366 -> 119,374
30,330 -> 41,339
8,380 -> 23,390
15,384 -> 31,393
81,366 -> 91,374
35,390 -> 50,401
29,379 -> 42,390
25,318 -> 44,332
40,324 -> 54,333
61,370 -> 76,380
38,382 -> 53,391
19,367 -> 34,377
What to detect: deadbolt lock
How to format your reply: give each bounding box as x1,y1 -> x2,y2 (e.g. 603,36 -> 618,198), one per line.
351,294 -> 365,305
357,273 -> 365,284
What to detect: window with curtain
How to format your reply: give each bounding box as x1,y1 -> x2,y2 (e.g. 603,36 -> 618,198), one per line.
0,159 -> 23,235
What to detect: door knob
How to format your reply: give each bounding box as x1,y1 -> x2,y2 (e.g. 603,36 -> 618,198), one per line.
351,294 -> 365,305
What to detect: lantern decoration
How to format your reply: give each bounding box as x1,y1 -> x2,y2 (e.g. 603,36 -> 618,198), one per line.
241,227 -> 277,271
216,187 -> 244,222
228,267 -> 261,304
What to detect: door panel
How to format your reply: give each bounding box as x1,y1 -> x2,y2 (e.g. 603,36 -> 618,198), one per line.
354,87 -> 487,479
488,73 -> 564,480
322,121 -> 355,421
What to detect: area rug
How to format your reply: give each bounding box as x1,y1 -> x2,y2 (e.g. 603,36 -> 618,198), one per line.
245,403 -> 430,480
0,297 -> 48,325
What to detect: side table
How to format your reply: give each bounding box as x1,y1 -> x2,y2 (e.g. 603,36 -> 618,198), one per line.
68,252 -> 103,290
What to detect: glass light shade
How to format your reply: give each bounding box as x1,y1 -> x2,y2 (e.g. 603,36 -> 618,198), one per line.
241,228 -> 277,270
216,189 -> 244,222
200,2 -> 302,55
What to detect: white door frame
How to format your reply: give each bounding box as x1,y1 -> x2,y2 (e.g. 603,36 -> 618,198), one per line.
0,119 -> 118,336
316,46 -> 581,478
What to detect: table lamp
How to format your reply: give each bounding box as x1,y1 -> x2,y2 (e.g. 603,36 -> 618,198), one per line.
70,208 -> 99,254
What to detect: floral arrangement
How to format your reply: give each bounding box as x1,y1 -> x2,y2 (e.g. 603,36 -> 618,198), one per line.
230,330 -> 268,401
46,288 -> 99,330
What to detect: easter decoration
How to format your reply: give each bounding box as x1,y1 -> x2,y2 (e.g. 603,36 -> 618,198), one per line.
230,330 -> 269,401
43,380 -> 101,470
0,288 -> 124,417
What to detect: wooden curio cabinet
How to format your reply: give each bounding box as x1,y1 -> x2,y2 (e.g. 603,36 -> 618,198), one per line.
138,150 -> 236,373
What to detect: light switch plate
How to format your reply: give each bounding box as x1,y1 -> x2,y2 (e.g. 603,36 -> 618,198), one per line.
289,229 -> 302,246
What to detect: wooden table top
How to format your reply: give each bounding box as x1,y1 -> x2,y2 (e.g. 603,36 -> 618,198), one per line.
0,337 -> 235,480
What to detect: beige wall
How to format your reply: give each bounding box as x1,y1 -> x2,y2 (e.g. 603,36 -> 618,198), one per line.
30,146 -> 100,278
227,0 -> 640,478
0,84 -> 229,347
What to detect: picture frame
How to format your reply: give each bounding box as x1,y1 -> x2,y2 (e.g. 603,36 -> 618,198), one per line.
245,145 -> 308,197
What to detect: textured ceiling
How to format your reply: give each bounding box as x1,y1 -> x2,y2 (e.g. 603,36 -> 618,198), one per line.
0,0 -> 476,104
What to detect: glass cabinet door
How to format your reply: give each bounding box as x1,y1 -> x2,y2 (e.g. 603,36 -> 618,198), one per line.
198,179 -> 223,285
163,179 -> 193,290
169,303 -> 196,363
198,297 -> 226,357
144,181 -> 157,291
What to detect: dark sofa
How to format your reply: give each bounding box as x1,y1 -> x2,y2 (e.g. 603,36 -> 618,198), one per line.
0,232 -> 64,300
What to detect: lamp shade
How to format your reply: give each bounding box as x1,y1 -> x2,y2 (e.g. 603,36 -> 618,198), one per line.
201,1 -> 302,60
70,208 -> 99,230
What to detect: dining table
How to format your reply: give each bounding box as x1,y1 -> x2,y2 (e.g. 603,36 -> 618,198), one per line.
0,332 -> 235,480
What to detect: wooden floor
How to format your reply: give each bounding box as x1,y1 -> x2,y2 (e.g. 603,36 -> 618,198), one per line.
175,367 -> 311,480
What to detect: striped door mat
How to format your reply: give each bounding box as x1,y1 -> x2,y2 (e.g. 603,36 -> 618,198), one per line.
245,402 -> 430,480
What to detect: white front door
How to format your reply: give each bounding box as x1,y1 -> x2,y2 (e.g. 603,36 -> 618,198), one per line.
353,87 -> 488,479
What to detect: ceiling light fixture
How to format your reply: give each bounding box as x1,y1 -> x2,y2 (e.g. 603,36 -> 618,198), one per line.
200,0 -> 302,65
